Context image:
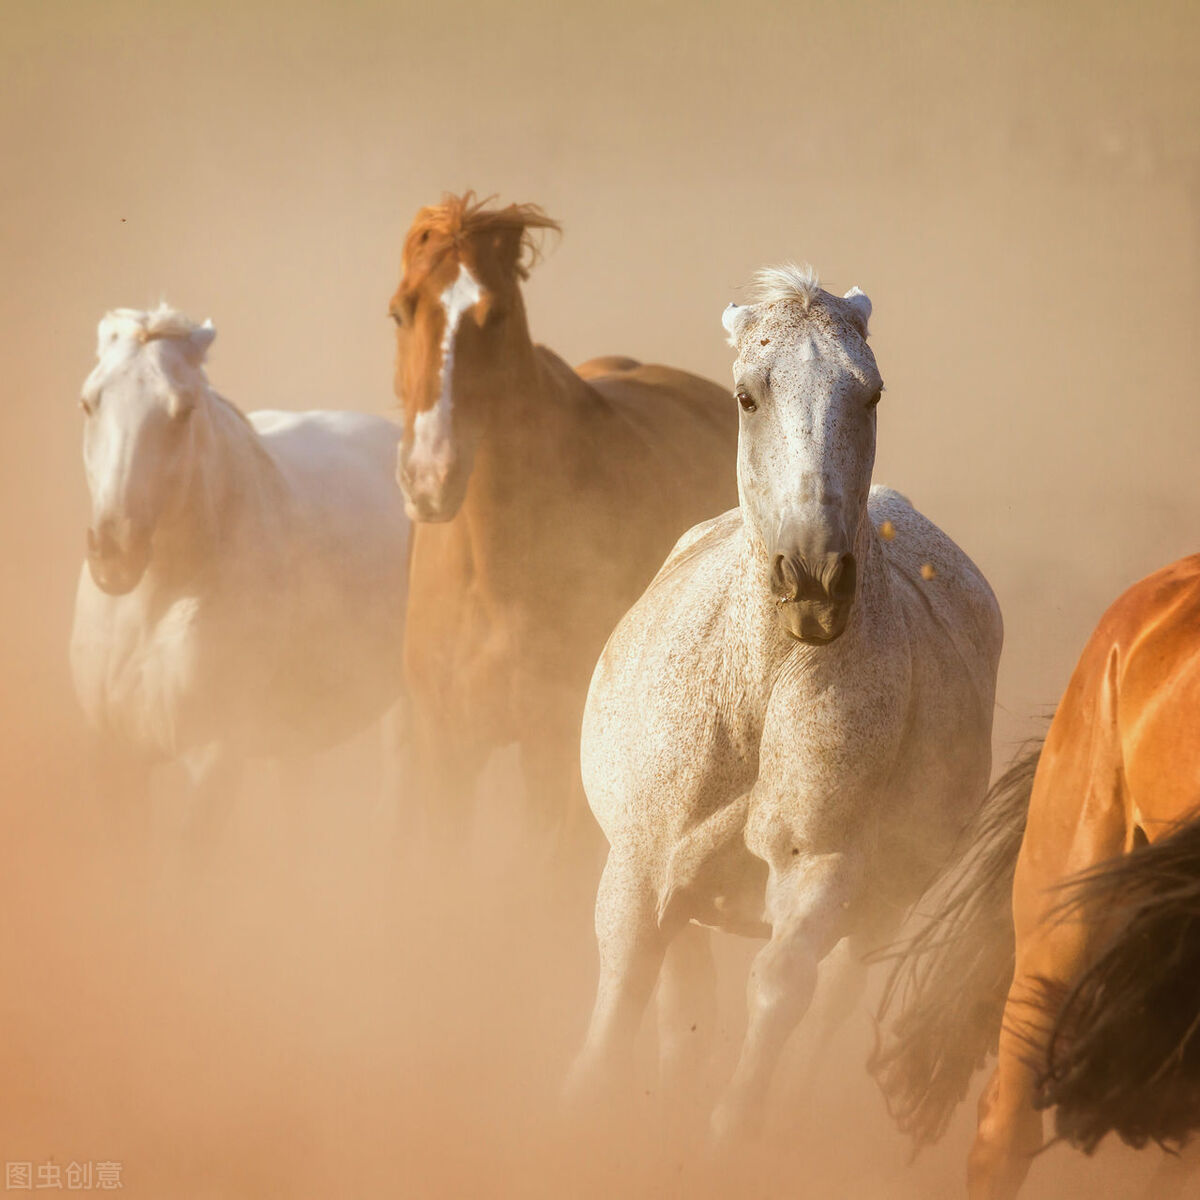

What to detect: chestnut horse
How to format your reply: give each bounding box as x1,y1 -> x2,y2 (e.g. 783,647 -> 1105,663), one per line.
388,193 -> 737,846
874,553 -> 1200,1198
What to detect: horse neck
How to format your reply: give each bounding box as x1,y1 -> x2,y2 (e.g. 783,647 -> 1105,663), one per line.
456,300 -> 595,557
483,292 -> 571,431
149,387 -> 286,588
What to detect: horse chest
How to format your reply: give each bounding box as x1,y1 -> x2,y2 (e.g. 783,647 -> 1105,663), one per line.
83,595 -> 205,753
406,515 -> 623,722
83,585 -> 280,758
407,568 -> 586,738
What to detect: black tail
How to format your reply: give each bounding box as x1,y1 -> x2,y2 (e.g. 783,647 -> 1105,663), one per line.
869,742 -> 1042,1148
1034,812 -> 1200,1153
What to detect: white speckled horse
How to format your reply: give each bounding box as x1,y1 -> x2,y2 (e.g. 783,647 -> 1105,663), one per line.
569,267 -> 1003,1139
70,305 -> 410,839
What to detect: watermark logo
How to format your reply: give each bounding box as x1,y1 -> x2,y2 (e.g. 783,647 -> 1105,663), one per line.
4,1162 -> 122,1190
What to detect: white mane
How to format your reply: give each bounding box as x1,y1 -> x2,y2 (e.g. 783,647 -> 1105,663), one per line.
749,263 -> 822,310
97,303 -> 215,362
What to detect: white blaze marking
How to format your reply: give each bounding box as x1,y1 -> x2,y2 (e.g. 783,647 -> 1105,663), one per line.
82,339 -> 137,520
411,264 -> 482,470
796,334 -> 818,362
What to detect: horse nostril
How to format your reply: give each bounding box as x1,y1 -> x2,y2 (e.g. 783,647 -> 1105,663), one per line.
771,553 -> 799,601
88,520 -> 124,560
830,553 -> 857,602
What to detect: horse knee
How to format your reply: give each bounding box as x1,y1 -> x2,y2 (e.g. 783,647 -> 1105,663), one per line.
967,1069 -> 1042,1200
584,865 -> 666,1056
749,936 -> 819,1025
976,1068 -> 1002,1125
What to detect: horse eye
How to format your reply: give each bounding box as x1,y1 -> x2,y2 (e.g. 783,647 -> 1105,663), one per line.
79,396 -> 94,416
736,390 -> 757,413
391,295 -> 418,327
868,387 -> 883,408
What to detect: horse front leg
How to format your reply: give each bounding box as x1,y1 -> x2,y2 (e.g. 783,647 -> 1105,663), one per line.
794,923 -> 889,1081
181,747 -> 243,861
711,847 -> 859,1145
656,920 -> 717,1119
374,692 -> 411,839
566,852 -> 667,1104
968,903 -> 1092,1198
968,763 -> 1122,1200
969,1054 -> 1042,1200
406,708 -> 486,855
84,729 -> 153,843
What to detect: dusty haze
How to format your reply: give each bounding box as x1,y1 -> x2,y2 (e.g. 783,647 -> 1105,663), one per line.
2,1 -> 1198,1196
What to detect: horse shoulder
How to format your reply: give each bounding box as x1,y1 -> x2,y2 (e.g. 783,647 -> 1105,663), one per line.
648,507 -> 743,586
69,567 -> 118,729
1102,552 -> 1200,662
1019,561 -> 1200,883
594,507 -> 742,680
583,520 -> 744,849
70,571 -> 206,756
869,487 -> 1003,666
1098,554 -> 1200,830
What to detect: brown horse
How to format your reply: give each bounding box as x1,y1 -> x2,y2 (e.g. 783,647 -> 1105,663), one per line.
873,553 -> 1200,1198
388,193 -> 737,846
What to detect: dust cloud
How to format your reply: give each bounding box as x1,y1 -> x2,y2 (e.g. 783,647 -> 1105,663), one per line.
1,1 -> 1198,1196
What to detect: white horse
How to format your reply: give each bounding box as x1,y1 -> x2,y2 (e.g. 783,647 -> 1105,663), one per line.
70,304 -> 410,838
569,267 -> 1003,1139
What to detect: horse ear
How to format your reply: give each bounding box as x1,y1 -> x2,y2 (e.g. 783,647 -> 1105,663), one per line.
485,227 -> 527,282
843,287 -> 872,336
95,315 -> 118,355
184,320 -> 216,363
722,302 -> 752,345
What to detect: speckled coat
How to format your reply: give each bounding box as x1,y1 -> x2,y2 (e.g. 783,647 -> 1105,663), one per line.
571,271 -> 1003,1137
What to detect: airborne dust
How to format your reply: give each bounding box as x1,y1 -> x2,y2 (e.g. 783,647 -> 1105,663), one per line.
2,2 -> 1198,1196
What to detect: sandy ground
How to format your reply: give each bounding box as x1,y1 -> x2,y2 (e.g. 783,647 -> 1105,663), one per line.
2,1 -> 1199,1196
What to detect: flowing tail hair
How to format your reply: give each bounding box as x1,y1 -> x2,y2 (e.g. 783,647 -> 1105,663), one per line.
1034,810 -> 1200,1153
868,741 -> 1042,1149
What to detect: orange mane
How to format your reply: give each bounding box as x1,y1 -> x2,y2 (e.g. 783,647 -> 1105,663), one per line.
401,191 -> 561,286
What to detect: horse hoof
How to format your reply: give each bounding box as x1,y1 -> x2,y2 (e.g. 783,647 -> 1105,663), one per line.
562,1052 -> 613,1113
709,1094 -> 762,1152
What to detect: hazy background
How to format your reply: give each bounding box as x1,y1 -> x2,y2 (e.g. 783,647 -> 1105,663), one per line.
2,1 -> 1198,1196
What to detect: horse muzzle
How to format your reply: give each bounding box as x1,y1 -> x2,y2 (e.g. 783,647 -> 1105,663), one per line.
86,521 -> 150,595
396,456 -> 469,524
770,550 -> 857,644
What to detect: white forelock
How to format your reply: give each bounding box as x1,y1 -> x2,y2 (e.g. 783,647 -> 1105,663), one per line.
96,303 -> 215,360
749,263 -> 821,309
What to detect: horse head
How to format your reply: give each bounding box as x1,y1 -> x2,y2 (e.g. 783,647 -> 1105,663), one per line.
723,267 -> 881,644
80,305 -> 214,595
388,191 -> 560,523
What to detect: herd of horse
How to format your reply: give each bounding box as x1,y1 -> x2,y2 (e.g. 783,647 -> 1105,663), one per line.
68,191 -> 1200,1197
